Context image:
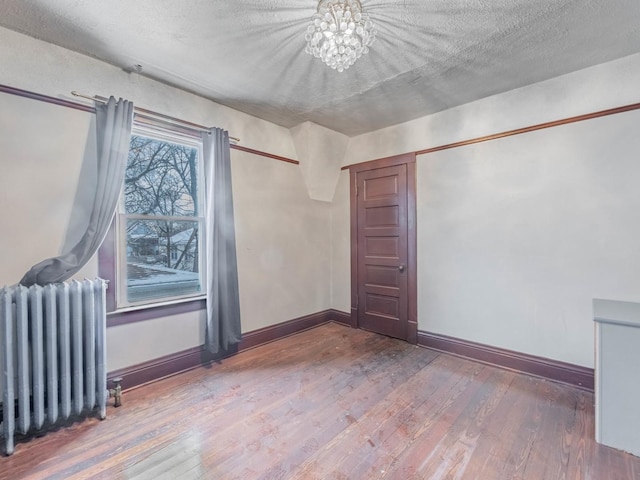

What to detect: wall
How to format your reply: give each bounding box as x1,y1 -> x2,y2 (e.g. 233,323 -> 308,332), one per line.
4,23 -> 640,373
0,27 -> 331,372
330,170 -> 351,313
417,112 -> 640,367
232,149 -> 331,332
290,121 -> 349,202
0,92 -> 98,285
343,52 -> 640,166
334,52 -> 640,367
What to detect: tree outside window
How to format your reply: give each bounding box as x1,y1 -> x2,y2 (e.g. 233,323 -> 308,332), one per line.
119,130 -> 205,305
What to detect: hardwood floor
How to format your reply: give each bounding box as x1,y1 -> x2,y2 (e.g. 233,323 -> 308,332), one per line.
1,322 -> 639,479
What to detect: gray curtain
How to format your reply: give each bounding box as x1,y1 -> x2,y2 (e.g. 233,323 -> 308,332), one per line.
20,97 -> 134,286
202,128 -> 242,354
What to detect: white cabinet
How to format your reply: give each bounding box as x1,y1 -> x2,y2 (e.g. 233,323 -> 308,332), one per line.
594,299 -> 640,457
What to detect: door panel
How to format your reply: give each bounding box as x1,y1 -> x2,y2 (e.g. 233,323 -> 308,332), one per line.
357,164 -> 408,340
364,175 -> 399,198
365,205 -> 400,227
364,237 -> 399,257
365,294 -> 400,318
365,265 -> 399,288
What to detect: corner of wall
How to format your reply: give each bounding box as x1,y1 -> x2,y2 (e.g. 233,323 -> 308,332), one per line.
290,121 -> 349,202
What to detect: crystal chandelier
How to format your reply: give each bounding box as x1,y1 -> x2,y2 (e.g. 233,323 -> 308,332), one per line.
304,0 -> 376,72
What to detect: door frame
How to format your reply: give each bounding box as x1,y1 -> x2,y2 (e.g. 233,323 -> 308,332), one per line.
348,153 -> 418,344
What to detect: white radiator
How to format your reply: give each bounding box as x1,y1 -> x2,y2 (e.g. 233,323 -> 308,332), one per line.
0,279 -> 108,456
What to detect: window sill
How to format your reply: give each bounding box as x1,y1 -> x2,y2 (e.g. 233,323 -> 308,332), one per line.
106,295 -> 207,328
109,294 -> 207,315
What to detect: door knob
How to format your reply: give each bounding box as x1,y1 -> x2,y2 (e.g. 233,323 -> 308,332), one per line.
398,264 -> 405,273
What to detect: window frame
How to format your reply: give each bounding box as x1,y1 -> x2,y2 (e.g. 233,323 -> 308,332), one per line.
99,121 -> 208,322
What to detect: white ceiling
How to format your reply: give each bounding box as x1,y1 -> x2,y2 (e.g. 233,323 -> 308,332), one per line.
1,0 -> 639,136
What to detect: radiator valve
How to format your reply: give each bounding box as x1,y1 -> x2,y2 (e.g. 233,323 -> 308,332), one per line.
109,377 -> 123,408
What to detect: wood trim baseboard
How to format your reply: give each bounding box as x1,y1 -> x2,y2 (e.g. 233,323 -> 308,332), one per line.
107,313 -> 594,395
108,345 -> 206,392
238,310 -> 332,351
417,330 -> 594,391
108,309 -> 349,391
328,310 -> 352,326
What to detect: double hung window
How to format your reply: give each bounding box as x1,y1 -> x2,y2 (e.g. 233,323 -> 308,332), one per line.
116,125 -> 205,307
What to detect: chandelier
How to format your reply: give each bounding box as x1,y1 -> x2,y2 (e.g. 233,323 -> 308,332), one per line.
304,0 -> 376,72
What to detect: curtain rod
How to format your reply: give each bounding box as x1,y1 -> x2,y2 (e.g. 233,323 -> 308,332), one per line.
0,84 -> 298,165
71,91 -> 240,143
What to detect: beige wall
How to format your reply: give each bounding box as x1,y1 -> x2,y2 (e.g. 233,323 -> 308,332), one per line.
4,23 -> 640,373
105,150 -> 332,371
332,53 -> 640,368
330,171 -> 351,313
290,121 -> 349,202
415,112 -> 640,367
232,149 -> 332,332
0,92 -> 98,285
0,27 -> 332,372
343,53 -> 640,167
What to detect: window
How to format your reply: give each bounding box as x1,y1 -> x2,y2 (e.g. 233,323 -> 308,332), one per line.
116,126 -> 205,307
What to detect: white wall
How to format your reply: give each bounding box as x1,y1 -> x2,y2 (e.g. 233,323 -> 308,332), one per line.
105,150 -> 332,371
333,52 -> 640,367
232,149 -> 331,332
290,121 -> 348,202
343,53 -> 640,166
330,170 -> 351,313
0,92 -> 98,284
4,23 -> 640,372
0,27 -> 332,372
417,112 -> 640,367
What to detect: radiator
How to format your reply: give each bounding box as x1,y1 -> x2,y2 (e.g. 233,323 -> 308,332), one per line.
0,279 -> 108,456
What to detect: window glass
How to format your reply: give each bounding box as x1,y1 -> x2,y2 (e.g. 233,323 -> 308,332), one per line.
125,136 -> 198,216
119,130 -> 204,306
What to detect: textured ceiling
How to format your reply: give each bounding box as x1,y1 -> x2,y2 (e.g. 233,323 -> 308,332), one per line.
1,0 -> 639,136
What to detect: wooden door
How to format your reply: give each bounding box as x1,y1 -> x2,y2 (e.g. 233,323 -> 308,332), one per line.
356,164 -> 409,340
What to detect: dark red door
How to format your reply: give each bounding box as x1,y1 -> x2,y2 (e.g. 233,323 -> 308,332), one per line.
356,164 -> 409,340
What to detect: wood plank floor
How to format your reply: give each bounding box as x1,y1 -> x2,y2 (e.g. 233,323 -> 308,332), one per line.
1,322 -> 639,479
